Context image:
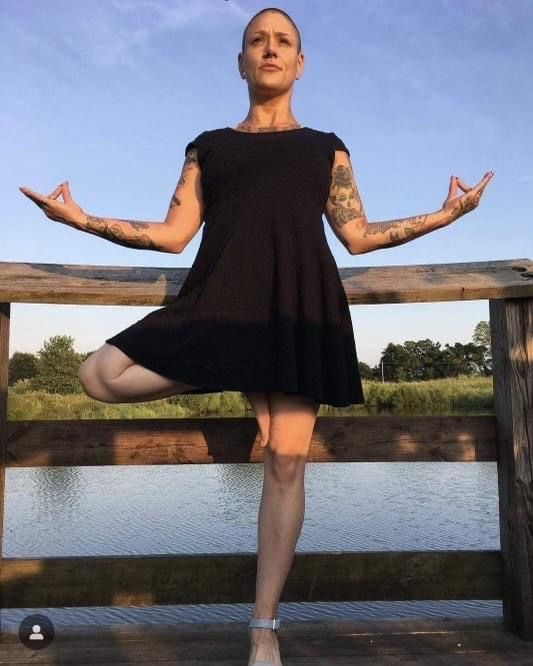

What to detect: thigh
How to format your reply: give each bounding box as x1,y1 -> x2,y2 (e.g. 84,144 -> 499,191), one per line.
267,391 -> 320,457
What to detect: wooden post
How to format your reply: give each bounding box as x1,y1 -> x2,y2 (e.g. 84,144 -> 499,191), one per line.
0,302 -> 10,628
489,296 -> 533,639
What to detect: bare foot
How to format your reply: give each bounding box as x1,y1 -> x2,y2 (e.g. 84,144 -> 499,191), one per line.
248,626 -> 282,665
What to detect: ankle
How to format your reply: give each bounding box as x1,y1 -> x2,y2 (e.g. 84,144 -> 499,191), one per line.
249,626 -> 277,647
252,607 -> 278,619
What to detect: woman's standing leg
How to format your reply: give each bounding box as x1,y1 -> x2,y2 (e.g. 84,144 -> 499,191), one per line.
246,390 -> 320,665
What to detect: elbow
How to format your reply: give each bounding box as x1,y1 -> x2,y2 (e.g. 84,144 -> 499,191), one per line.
348,219 -> 370,255
348,241 -> 365,256
351,244 -> 373,256
165,238 -> 185,254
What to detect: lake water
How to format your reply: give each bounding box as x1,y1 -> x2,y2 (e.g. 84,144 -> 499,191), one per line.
1,460 -> 502,634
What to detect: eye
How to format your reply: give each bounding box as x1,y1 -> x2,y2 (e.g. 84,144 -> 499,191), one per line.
251,36 -> 290,44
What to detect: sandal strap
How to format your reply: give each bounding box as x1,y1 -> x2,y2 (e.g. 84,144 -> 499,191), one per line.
248,617 -> 280,631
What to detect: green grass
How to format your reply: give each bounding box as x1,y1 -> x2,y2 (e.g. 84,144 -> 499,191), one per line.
359,374 -> 494,415
7,375 -> 494,419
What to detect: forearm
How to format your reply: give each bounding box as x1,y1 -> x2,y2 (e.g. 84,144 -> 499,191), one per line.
68,212 -> 173,252
355,207 -> 456,255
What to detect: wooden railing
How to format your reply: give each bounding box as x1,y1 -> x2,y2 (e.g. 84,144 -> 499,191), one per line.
1,258 -> 532,638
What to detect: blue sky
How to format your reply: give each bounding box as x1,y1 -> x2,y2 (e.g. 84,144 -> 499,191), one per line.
2,0 -> 531,368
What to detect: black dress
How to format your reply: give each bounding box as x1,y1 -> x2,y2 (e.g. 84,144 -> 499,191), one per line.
105,126 -> 365,407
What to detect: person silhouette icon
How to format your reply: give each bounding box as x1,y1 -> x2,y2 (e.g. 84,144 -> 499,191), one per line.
29,624 -> 44,640
19,613 -> 55,650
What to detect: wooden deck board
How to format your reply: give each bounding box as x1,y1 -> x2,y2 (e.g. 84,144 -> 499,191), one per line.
1,616 -> 533,664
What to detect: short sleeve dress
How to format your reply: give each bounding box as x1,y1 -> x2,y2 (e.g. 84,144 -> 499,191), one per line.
105,126 -> 365,407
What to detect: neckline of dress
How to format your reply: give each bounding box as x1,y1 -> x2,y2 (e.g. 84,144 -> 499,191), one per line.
226,126 -> 308,134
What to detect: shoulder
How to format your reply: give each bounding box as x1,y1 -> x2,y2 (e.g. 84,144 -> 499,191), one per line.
184,129 -> 225,162
328,131 -> 350,157
305,127 -> 351,155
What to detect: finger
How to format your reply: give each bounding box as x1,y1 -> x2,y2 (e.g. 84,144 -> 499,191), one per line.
476,170 -> 494,190
447,175 -> 457,198
62,181 -> 73,203
18,187 -> 48,204
48,183 -> 65,199
455,177 -> 473,193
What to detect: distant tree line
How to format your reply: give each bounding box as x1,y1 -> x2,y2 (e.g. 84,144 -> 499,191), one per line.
8,322 -> 492,395
9,335 -> 92,394
358,321 -> 491,381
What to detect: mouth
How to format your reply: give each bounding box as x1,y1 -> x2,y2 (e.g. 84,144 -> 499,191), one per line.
260,64 -> 282,71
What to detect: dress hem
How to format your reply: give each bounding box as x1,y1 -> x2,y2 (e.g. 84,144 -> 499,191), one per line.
105,340 -> 365,408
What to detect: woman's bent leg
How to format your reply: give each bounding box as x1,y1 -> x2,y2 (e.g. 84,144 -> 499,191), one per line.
78,343 -> 201,403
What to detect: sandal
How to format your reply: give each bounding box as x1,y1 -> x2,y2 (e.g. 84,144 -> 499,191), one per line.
247,616 -> 281,666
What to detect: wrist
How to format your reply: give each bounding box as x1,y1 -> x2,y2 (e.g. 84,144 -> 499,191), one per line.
437,206 -> 457,226
69,210 -> 87,229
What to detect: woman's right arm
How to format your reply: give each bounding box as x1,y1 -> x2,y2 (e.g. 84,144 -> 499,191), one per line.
70,147 -> 205,253
70,212 -> 173,252
19,147 -> 205,254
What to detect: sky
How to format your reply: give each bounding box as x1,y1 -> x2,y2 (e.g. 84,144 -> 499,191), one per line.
1,0 -> 531,368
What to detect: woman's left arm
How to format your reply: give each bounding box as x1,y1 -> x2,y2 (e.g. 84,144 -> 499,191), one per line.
355,208 -> 453,255
325,151 -> 494,255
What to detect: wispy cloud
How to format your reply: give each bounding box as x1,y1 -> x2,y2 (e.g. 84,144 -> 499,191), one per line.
77,0 -> 246,65
6,0 -> 249,67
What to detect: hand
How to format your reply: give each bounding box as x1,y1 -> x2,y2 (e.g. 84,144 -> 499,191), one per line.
442,171 -> 494,221
19,181 -> 86,227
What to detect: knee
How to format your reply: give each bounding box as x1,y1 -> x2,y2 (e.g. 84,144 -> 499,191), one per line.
78,359 -> 112,402
78,366 -> 97,400
266,441 -> 307,484
78,360 -> 91,390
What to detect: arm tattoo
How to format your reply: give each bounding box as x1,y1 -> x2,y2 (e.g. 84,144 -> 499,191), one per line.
327,157 -> 451,253
363,214 -> 428,248
184,147 -> 198,167
328,164 -> 366,228
169,148 -> 198,210
78,149 -> 200,252
85,216 -> 159,249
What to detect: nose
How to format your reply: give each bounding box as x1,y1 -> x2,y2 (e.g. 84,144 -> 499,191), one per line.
263,39 -> 278,56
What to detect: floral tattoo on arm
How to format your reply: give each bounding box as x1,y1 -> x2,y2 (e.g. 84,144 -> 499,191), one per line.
328,164 -> 367,228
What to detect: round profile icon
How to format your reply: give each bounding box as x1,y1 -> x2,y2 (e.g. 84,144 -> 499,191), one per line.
19,613 -> 55,650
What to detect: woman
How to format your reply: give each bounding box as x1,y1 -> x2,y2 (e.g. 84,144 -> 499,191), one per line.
19,6 -> 493,665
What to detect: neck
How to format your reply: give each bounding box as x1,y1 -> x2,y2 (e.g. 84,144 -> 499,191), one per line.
234,120 -> 302,132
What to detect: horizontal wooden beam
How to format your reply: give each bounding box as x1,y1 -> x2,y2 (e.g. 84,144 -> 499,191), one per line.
0,258 -> 532,305
6,414 -> 497,466
1,550 -> 502,608
2,617 -> 530,663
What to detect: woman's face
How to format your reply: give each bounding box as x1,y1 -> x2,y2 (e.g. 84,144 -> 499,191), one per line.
239,11 -> 304,94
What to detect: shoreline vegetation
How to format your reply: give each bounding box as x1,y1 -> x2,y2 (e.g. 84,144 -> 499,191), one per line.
8,375 -> 494,419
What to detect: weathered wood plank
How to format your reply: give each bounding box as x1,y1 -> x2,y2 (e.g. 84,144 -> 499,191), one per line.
6,414 -> 497,467
0,258 -> 532,305
489,296 -> 533,640
0,302 -> 10,627
1,617 -> 533,664
0,550 -> 502,609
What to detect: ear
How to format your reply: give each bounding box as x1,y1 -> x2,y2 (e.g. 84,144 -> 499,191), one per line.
296,52 -> 305,79
237,54 -> 245,79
